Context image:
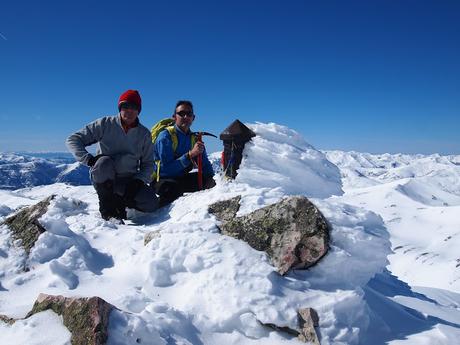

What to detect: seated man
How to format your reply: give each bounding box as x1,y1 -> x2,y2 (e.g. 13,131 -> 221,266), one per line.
153,100 -> 215,206
66,90 -> 158,221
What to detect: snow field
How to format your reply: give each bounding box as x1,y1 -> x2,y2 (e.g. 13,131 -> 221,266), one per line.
6,123 -> 459,344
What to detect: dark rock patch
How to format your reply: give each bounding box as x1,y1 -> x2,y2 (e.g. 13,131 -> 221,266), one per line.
209,196 -> 329,274
2,195 -> 55,254
207,195 -> 241,222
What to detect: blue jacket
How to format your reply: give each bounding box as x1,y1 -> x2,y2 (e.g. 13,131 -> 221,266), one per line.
153,125 -> 214,179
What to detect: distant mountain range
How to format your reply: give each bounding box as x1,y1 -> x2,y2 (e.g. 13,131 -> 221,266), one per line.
0,152 -> 90,189
0,152 -> 224,190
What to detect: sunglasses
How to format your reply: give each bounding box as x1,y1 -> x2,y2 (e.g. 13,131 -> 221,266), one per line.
120,102 -> 140,111
175,111 -> 195,118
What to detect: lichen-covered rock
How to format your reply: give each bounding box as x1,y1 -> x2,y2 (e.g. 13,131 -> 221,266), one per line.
208,195 -> 241,222
298,308 -> 320,344
210,196 -> 329,274
26,293 -> 114,345
2,195 -> 55,254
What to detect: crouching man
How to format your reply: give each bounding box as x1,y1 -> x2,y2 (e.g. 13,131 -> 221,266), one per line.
152,100 -> 215,206
66,90 -> 158,221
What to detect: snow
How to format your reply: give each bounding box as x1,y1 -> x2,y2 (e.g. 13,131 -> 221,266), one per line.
0,124 -> 459,344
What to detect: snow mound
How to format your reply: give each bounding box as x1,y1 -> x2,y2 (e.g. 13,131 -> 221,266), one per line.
237,122 -> 343,198
396,179 -> 460,206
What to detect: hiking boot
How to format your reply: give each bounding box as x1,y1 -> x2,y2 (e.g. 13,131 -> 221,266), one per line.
104,216 -> 125,225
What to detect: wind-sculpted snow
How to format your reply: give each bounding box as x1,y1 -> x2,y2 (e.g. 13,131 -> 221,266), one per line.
0,153 -> 90,189
236,122 -> 343,198
30,196 -> 114,289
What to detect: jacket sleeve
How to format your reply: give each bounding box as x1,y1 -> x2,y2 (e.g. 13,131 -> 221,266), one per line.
202,147 -> 215,177
155,131 -> 192,177
135,132 -> 155,184
66,118 -> 105,166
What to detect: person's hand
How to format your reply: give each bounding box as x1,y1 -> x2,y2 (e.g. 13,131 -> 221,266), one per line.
189,141 -> 205,158
88,154 -> 104,167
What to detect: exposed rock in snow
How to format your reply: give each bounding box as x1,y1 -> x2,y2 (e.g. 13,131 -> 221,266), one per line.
26,293 -> 113,345
297,308 -> 320,344
0,313 -> 15,325
2,195 -> 55,255
207,195 -> 241,222
210,195 -> 329,275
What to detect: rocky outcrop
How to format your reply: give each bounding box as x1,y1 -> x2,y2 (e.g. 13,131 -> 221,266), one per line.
298,308 -> 320,344
209,195 -> 329,274
260,307 -> 321,344
2,195 -> 55,254
207,195 -> 241,222
26,293 -> 114,345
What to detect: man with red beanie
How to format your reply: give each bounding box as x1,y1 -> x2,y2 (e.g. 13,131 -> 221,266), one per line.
66,90 -> 158,222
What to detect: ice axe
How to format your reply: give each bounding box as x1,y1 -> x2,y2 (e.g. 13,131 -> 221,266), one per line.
194,131 -> 217,190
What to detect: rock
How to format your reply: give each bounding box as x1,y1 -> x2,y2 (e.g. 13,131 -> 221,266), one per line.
26,293 -> 114,345
0,314 -> 16,325
260,321 -> 300,336
2,195 -> 55,254
259,307 -> 320,344
298,308 -> 320,344
207,195 -> 241,222
209,196 -> 329,274
144,230 -> 162,245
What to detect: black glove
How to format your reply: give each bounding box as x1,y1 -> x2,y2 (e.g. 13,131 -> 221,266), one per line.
124,179 -> 144,207
88,154 -> 105,167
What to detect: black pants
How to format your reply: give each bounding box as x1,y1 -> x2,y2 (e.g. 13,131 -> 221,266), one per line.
154,173 -> 214,207
91,156 -> 158,219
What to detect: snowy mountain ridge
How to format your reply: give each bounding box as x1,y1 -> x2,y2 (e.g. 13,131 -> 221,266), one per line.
0,123 -> 459,344
0,152 -> 90,189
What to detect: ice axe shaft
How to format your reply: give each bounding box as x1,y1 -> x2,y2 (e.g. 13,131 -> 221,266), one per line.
194,131 -> 216,190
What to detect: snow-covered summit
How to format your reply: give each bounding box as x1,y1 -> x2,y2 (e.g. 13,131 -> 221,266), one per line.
239,122 -> 343,198
0,124 -> 459,344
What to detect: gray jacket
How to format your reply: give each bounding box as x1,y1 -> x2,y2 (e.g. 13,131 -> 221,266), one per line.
66,115 -> 154,184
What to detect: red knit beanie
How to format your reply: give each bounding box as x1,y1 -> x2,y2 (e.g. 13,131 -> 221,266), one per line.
118,90 -> 142,113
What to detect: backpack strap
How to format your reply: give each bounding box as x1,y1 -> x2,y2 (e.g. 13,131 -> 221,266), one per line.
165,126 -> 179,152
152,127 -> 196,182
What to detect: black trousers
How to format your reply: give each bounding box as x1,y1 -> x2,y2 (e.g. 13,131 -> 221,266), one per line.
154,172 -> 214,207
91,156 -> 158,219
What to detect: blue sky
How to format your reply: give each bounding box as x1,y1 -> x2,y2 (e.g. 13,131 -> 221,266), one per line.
0,0 -> 459,154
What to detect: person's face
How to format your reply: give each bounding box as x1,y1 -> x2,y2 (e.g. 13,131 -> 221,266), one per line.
119,103 -> 140,126
173,104 -> 195,132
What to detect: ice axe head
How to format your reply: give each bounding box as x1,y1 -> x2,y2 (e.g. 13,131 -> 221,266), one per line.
194,131 -> 217,142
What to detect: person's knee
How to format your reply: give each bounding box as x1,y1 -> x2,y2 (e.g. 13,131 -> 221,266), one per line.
134,186 -> 159,212
204,176 -> 216,189
91,156 -> 116,184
